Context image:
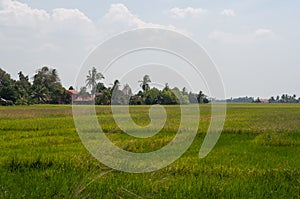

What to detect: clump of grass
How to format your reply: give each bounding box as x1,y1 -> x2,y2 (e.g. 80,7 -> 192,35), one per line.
7,156 -> 55,171
253,131 -> 297,147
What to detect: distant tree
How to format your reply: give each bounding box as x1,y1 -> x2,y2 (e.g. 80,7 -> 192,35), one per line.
117,84 -> 132,105
32,66 -> 67,104
281,94 -> 286,103
163,83 -> 170,91
188,92 -> 198,104
122,84 -> 132,96
0,68 -> 17,105
79,87 -> 90,99
137,90 -> 143,97
111,80 -> 129,105
203,98 -> 209,103
95,82 -> 106,92
94,82 -> 111,105
86,67 -> 104,94
139,75 -> 151,93
95,88 -> 111,105
145,87 -> 161,105
197,91 -> 209,104
172,87 -> 189,104
31,84 -> 49,104
253,97 -> 261,103
1,68 -> 228,106
269,96 -> 276,103
182,87 -> 188,96
129,95 -> 143,105
161,89 -> 178,105
111,80 -> 120,93
15,71 -> 32,105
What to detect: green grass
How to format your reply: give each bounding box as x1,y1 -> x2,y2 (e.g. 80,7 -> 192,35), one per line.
0,104 -> 300,198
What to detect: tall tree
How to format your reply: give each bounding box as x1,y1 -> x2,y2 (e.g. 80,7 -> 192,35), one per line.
111,80 -> 120,93
15,71 -> 32,105
197,91 -> 205,103
0,68 -> 17,104
111,80 -> 130,105
138,75 -> 151,93
182,87 -> 188,96
86,67 -> 104,94
188,92 -> 198,104
172,87 -> 189,104
32,66 -> 66,104
197,91 -> 209,104
122,84 -> 133,96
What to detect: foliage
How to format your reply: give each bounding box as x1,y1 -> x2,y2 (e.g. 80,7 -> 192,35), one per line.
138,74 -> 151,94
31,66 -> 68,104
0,67 -> 210,106
0,67 -> 70,105
269,94 -> 299,103
226,96 -> 254,103
15,72 -> 32,105
171,87 -> 190,104
0,68 -> 18,104
2,66 -> 298,106
85,67 -> 104,94
145,87 -> 161,105
78,87 -> 90,99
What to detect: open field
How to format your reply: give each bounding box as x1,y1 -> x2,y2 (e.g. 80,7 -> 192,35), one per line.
0,104 -> 300,198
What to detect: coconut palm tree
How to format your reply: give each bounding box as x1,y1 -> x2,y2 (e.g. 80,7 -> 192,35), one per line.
86,67 -> 104,94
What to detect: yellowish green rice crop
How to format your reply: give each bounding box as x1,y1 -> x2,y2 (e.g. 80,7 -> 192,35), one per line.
0,104 -> 299,198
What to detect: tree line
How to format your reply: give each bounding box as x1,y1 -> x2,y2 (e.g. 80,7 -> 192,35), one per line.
226,95 -> 300,103
0,67 -> 70,105
268,94 -> 299,103
76,67 -> 209,105
2,66 -> 298,106
0,67 -> 209,106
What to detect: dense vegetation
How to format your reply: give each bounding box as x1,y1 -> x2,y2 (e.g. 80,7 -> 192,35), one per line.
0,104 -> 299,198
227,95 -> 300,103
0,67 -> 70,105
1,67 -> 299,106
0,67 -> 208,106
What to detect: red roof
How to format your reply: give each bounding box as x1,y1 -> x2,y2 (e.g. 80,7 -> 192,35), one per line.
67,90 -> 79,95
260,99 -> 269,103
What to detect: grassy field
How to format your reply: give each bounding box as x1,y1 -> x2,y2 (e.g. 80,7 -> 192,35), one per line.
0,104 -> 299,198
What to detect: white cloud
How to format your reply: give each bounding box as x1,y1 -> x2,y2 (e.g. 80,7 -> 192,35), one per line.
165,7 -> 207,19
209,28 -> 276,43
101,4 -> 187,36
0,0 -> 186,86
0,1 -> 108,85
221,9 -> 236,17
208,30 -> 247,43
254,28 -> 275,38
52,8 -> 92,23
103,4 -> 146,28
0,0 -> 49,26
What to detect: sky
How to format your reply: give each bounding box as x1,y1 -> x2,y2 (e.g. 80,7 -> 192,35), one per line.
0,0 -> 299,98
